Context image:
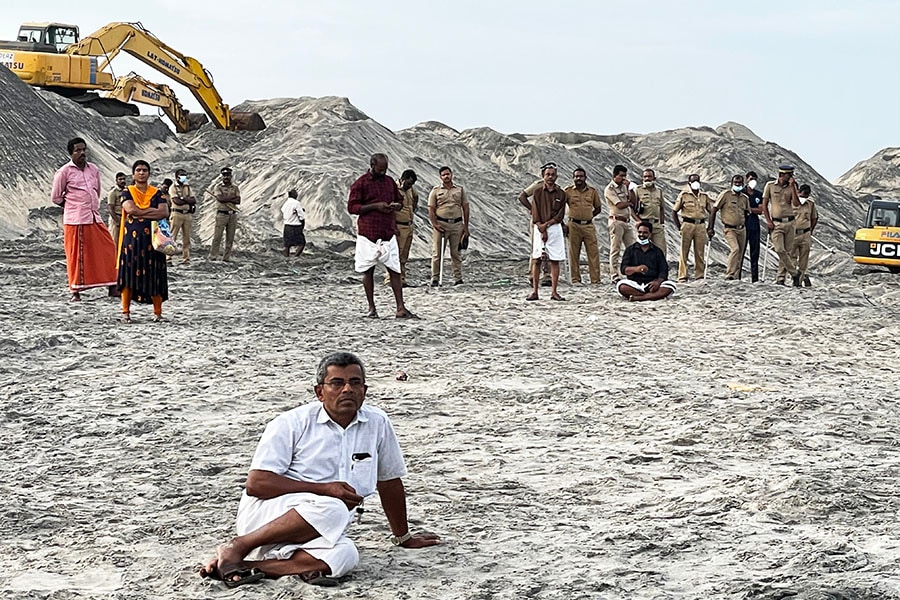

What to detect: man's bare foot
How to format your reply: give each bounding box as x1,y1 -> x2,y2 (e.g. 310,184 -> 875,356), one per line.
199,542 -> 262,587
365,309 -> 379,319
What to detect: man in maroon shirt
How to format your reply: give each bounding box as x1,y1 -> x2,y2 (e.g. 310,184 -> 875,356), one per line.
348,154 -> 419,319
527,164 -> 567,302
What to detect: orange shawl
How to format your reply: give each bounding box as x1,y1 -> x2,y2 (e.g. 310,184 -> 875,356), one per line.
116,184 -> 158,263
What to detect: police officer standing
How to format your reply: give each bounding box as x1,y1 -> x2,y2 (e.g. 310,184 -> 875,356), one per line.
563,167 -> 603,284
170,168 -> 196,263
791,184 -> 818,287
634,168 -> 667,256
672,173 -> 713,282
209,166 -> 241,262
604,165 -> 636,282
107,171 -> 127,247
384,169 -> 418,286
762,165 -> 802,286
743,171 -> 764,282
428,166 -> 469,286
708,174 -> 750,280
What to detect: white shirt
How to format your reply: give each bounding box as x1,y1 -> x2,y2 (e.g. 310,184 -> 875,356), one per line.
282,197 -> 306,226
249,401 -> 407,498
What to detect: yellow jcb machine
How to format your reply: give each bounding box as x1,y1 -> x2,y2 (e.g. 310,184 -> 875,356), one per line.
853,199 -> 900,273
0,21 -> 264,131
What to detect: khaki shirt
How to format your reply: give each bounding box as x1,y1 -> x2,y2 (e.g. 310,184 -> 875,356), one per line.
714,190 -> 750,227
762,181 -> 795,219
395,185 -> 417,224
794,198 -> 818,230
523,179 -> 543,197
564,184 -> 602,221
213,183 -> 241,211
171,183 -> 195,213
673,187 -> 713,220
635,185 -> 665,222
107,186 -> 124,219
428,184 -> 467,219
604,181 -> 632,218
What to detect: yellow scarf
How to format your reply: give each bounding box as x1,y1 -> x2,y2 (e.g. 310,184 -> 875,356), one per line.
128,184 -> 158,209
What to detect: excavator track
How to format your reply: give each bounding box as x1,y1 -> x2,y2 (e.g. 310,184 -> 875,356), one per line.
68,93 -> 140,117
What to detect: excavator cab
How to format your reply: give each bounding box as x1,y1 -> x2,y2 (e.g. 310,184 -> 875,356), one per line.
853,199 -> 900,273
13,23 -> 79,53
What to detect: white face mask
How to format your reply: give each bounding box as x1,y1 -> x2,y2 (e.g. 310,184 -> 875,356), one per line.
799,196 -> 808,204
690,181 -> 701,191
732,185 -> 743,193
177,175 -> 187,184
643,181 -> 654,188
637,237 -> 651,245
748,179 -> 758,190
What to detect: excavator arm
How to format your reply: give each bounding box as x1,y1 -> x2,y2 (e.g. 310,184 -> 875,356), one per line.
67,22 -> 263,131
106,72 -> 208,133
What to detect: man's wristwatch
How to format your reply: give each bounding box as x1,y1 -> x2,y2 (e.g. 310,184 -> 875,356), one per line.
390,532 -> 412,546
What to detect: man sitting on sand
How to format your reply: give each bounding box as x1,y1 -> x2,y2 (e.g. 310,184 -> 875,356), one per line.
200,351 -> 439,588
617,221 -> 676,301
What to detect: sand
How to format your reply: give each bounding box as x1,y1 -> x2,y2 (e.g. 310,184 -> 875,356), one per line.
1,239 -> 899,600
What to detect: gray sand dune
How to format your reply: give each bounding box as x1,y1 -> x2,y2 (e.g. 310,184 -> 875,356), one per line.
1,239 -> 899,599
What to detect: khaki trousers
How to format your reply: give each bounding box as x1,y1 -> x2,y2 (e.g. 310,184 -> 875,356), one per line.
723,227 -> 747,279
210,212 -> 237,260
792,231 -> 811,277
678,222 -> 708,280
650,228 -> 667,258
772,221 -> 798,280
170,212 -> 193,260
384,224 -> 413,284
608,219 -> 636,278
568,221 -> 601,283
109,215 -> 121,249
431,220 -> 463,282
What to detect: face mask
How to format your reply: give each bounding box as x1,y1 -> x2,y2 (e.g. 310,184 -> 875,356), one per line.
690,181 -> 701,191
178,175 -> 187,184
748,179 -> 758,190
799,196 -> 808,204
732,185 -> 743,193
643,181 -> 654,188
637,237 -> 650,245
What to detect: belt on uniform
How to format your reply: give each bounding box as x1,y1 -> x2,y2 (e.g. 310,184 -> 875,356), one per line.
173,209 -> 191,214
682,217 -> 706,224
395,220 -> 411,226
217,210 -> 236,215
436,216 -> 463,223
795,227 -> 811,234
570,218 -> 593,225
608,215 -> 629,222
772,216 -> 795,223
724,224 -> 745,230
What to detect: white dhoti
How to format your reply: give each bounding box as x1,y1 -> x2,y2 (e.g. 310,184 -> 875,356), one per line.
531,223 -> 565,261
616,278 -> 677,295
236,492 -> 359,577
354,235 -> 401,273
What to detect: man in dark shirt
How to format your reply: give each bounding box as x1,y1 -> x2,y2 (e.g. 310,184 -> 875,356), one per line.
348,153 -> 418,319
743,170 -> 764,282
617,221 -> 676,301
526,164 -> 567,302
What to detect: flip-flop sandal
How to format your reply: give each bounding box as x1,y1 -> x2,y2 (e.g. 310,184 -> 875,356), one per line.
208,566 -> 264,588
120,313 -> 131,323
551,294 -> 566,301
364,311 -> 379,319
300,570 -> 346,587
395,311 -> 420,320
525,293 -> 539,301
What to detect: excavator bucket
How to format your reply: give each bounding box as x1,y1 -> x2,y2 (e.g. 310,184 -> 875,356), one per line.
230,112 -> 266,131
186,113 -> 209,132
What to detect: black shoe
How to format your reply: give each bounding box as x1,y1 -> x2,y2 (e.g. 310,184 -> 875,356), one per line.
454,279 -> 464,286
430,280 -> 439,287
791,273 -> 802,287
803,276 -> 812,287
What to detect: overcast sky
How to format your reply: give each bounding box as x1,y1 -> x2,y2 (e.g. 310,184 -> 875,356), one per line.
4,0 -> 897,180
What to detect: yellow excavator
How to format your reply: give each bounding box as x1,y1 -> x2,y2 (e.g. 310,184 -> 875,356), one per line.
853,199 -> 900,273
0,21 -> 264,131
107,72 -> 208,133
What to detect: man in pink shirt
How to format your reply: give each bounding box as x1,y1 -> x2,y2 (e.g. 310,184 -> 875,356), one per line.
51,137 -> 118,302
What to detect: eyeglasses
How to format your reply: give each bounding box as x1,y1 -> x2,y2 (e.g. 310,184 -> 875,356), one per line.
322,379 -> 366,390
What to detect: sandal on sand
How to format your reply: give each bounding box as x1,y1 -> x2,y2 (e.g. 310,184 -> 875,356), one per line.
364,310 -> 379,319
69,293 -> 81,303
152,315 -> 165,323
120,312 -> 131,324
395,310 -> 420,320
551,294 -> 566,301
201,564 -> 265,588
525,293 -> 539,301
300,570 -> 346,587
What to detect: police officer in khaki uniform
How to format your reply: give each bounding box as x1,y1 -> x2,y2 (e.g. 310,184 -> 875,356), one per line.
384,169 -> 418,286
428,166 -> 469,286
209,166 -> 241,262
169,168 -> 197,263
708,174 -> 750,280
604,165 -> 637,281
790,184 -> 818,287
634,169 -> 667,256
762,165 -> 802,286
563,167 -> 603,284
672,173 -> 713,281
107,171 -> 127,247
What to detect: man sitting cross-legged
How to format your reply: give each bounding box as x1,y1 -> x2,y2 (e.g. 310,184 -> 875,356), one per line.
200,351 -> 440,588
617,221 -> 677,302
